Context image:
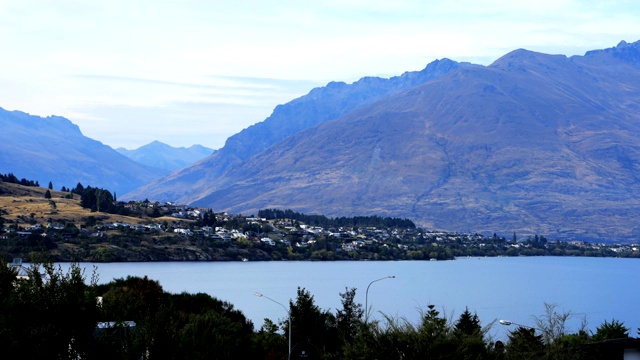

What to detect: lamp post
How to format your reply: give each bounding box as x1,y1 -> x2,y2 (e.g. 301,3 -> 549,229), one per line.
499,319 -> 540,331
365,275 -> 395,324
255,292 -> 291,360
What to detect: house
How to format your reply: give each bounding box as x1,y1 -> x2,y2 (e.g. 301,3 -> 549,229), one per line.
341,243 -> 357,252
174,228 -> 193,236
218,233 -> 232,242
209,233 -> 223,240
260,238 -> 275,246
132,224 -> 147,232
8,258 -> 30,280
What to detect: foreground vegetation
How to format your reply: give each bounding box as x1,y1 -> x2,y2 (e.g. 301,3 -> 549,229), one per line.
1,260 -> 638,359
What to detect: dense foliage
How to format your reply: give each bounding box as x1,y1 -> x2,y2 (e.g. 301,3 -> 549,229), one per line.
1,260 -> 637,359
0,172 -> 39,187
79,186 -> 117,213
258,208 -> 416,229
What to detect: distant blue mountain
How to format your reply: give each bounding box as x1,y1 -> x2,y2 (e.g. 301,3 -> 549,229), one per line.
117,141 -> 214,172
0,108 -> 166,194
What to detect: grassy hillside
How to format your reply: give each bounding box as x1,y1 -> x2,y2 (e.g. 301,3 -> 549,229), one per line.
0,181 -> 267,262
0,181 -> 153,227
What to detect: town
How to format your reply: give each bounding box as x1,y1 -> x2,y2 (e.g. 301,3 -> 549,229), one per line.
2,195 -> 638,262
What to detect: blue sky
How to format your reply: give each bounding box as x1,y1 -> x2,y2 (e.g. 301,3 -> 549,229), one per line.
0,0 -> 639,150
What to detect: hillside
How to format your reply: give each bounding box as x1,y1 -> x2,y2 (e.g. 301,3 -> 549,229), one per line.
124,58 -> 471,203
133,40 -> 640,243
0,181 -> 151,232
0,181 -> 241,262
0,108 -> 167,194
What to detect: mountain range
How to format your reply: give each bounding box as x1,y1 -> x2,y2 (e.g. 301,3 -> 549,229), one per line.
0,108 -> 167,195
124,40 -> 640,243
3,40 -> 640,242
116,141 -> 214,172
124,58 -> 471,205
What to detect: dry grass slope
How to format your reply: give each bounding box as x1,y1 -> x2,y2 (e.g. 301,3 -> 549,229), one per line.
0,181 -> 146,227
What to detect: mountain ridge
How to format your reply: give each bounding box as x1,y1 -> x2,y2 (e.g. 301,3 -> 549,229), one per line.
116,141 -> 214,172
0,108 -> 167,194
140,40 -> 640,242
123,57 -> 473,203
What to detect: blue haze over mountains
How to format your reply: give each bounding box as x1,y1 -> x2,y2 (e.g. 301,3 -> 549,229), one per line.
0,108 -> 167,194
116,141 -> 214,172
3,40 -> 640,243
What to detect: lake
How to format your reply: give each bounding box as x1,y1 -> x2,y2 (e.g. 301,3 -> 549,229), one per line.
59,256 -> 639,341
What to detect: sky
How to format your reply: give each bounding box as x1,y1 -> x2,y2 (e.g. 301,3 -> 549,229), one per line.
1,0 -> 639,150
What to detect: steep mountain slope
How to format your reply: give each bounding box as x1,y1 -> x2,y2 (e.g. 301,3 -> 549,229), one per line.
116,141 -> 214,172
187,40 -> 640,242
0,108 -> 167,194
124,58 -> 471,202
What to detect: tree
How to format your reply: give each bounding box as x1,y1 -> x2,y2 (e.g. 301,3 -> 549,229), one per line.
289,287 -> 337,356
1,262 -> 99,359
453,307 -> 482,337
44,189 -> 51,199
453,307 -> 488,358
80,186 -> 115,213
505,326 -> 545,360
48,181 -> 53,190
415,305 -> 455,358
592,319 -> 629,341
169,292 -> 255,360
533,302 -> 586,359
534,303 -> 572,346
336,287 -> 364,343
73,182 -> 85,194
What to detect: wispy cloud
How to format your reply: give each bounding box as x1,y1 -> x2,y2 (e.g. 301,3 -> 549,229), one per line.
0,0 -> 638,149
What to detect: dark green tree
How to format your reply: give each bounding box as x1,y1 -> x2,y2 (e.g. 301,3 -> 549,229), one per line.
253,319 -> 288,360
592,319 -> 629,341
73,182 -> 85,194
0,262 -> 99,359
48,181 -> 53,190
289,287 -> 337,357
415,305 -> 455,358
335,287 -> 364,346
453,307 -> 488,358
505,326 -> 545,360
44,189 -> 51,199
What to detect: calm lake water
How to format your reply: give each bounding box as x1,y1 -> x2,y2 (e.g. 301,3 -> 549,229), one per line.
59,256 -> 639,341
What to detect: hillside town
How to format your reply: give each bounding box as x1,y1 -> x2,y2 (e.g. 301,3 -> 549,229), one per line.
2,197 -> 638,262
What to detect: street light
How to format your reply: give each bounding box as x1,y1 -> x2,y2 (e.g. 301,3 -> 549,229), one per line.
365,275 -> 395,324
255,292 -> 291,360
499,319 -> 540,330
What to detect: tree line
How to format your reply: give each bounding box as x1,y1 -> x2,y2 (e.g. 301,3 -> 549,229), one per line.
0,172 -> 39,188
258,208 -> 416,229
1,259 -> 636,359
